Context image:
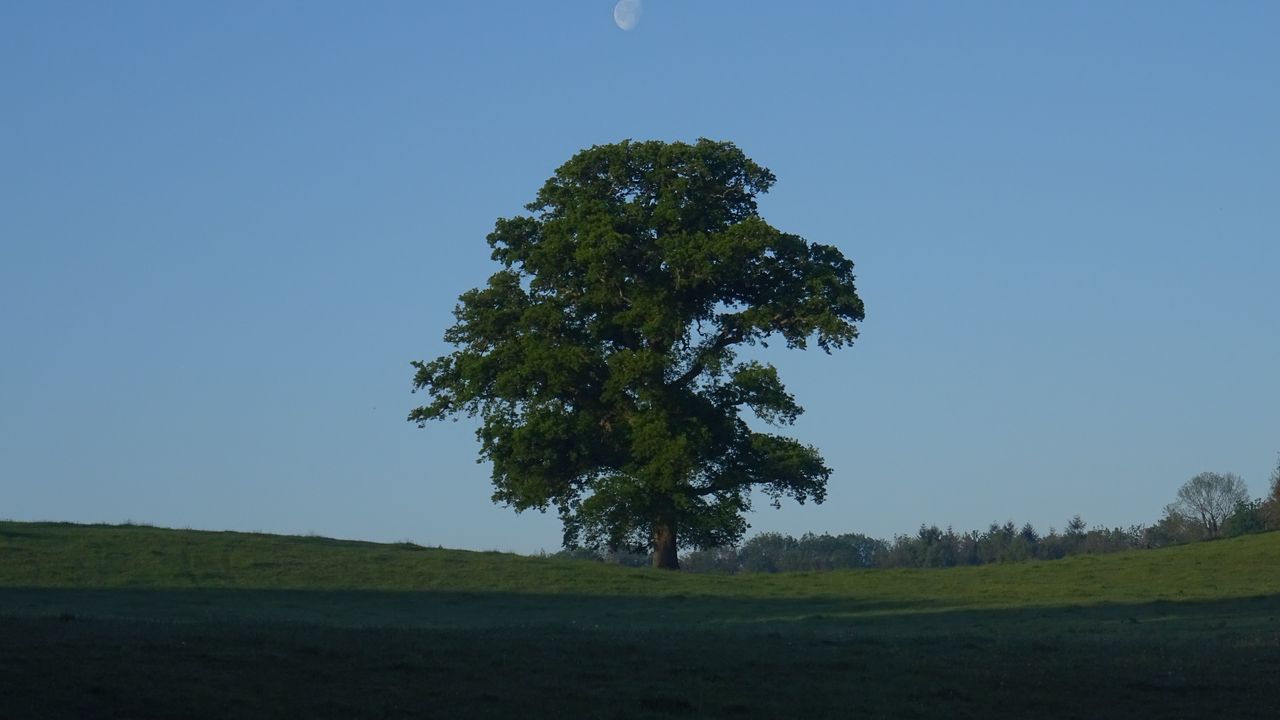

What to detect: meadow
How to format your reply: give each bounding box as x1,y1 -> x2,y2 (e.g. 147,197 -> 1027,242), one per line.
1,521 -> 1277,718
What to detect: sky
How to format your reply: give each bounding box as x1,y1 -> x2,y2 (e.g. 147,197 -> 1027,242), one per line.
2,1 -> 1277,554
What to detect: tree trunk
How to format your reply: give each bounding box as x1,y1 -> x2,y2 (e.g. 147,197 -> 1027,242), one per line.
652,519 -> 679,570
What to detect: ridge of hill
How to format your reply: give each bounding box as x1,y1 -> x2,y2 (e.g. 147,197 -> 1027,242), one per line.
2,520 -> 1277,608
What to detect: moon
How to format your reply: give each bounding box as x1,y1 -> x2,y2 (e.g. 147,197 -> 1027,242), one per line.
614,0 -> 642,31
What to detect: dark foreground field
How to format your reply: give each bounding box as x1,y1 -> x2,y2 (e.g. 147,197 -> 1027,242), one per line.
2,522 -> 1278,719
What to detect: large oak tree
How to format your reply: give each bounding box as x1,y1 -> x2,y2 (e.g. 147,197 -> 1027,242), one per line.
410,139 -> 864,568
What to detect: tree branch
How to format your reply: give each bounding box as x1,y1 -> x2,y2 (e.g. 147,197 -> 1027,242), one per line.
671,327 -> 743,389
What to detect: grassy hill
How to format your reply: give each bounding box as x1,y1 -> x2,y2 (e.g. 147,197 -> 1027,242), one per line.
2,521 -> 1278,718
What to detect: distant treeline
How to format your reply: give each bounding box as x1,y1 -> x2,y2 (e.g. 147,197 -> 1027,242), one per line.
550,474 -> 1280,573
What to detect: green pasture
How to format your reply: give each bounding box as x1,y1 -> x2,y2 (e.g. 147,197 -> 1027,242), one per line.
1,522 -> 1277,718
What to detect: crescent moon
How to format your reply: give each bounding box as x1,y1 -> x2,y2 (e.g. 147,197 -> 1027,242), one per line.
614,0 -> 642,31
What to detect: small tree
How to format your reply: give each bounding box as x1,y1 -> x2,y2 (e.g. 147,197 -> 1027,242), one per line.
1060,514 -> 1087,554
680,545 -> 740,574
738,532 -> 797,573
1220,499 -> 1266,538
410,139 -> 865,569
1167,471 -> 1250,539
1263,455 -> 1280,530
1065,514 -> 1087,537
1145,510 -> 1198,547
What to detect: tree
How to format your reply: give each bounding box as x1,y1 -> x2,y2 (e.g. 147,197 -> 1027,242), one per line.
1060,514 -> 1087,554
1065,514 -> 1087,537
680,545 -> 740,574
1144,510 -> 1198,548
1263,455 -> 1280,530
1166,471 -> 1250,539
738,532 -> 797,573
1220,499 -> 1266,538
409,139 -> 864,569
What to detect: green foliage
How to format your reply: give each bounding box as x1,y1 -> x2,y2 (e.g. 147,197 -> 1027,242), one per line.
730,530 -> 883,573
1065,513 -> 1087,537
678,545 -> 741,574
545,546 -> 604,562
1145,510 -> 1200,547
1265,456 -> 1280,530
732,530 -> 888,573
1221,499 -> 1268,538
409,139 -> 864,565
715,518 -> 1161,572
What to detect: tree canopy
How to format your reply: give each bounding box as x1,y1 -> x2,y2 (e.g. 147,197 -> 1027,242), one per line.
1167,471 -> 1250,539
1264,456 -> 1280,529
410,139 -> 864,568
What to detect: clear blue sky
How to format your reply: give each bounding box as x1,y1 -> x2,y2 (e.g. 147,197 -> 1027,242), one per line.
3,1 -> 1277,553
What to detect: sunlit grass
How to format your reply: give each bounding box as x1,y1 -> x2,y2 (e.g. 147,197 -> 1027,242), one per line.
2,520 -> 1277,607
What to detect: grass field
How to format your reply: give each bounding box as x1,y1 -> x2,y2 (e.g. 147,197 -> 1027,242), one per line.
2,521 -> 1278,718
